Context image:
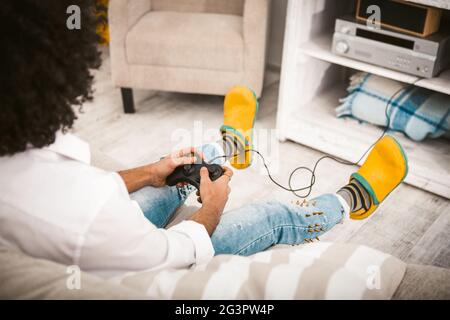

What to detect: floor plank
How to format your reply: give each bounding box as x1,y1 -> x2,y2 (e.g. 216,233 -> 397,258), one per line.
406,201 -> 450,268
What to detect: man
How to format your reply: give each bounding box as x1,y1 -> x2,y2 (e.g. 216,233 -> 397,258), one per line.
0,1 -> 408,277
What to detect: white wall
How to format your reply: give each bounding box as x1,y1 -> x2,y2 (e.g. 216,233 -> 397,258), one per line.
267,0 -> 288,68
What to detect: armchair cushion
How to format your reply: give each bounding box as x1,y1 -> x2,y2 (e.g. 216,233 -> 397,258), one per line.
125,11 -> 243,72
151,0 -> 244,15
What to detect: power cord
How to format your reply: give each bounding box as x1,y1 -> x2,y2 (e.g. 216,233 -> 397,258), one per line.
210,77 -> 422,198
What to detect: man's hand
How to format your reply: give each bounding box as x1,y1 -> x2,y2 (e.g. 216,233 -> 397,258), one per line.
190,166 -> 233,235
148,147 -> 201,188
118,147 -> 200,193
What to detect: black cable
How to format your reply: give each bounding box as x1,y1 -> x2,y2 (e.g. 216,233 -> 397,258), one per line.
209,77 -> 422,198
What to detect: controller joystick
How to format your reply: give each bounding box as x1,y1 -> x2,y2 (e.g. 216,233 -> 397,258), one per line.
166,161 -> 224,190
183,164 -> 193,175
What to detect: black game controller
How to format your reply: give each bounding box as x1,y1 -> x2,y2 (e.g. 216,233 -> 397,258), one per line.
166,161 -> 224,190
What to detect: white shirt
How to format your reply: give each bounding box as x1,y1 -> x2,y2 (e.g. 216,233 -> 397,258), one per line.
0,132 -> 214,277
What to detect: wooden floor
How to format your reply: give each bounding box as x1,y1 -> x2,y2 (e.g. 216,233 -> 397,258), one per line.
73,52 -> 450,269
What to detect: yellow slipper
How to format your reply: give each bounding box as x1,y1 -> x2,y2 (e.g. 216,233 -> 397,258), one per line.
350,135 -> 408,220
220,86 -> 259,169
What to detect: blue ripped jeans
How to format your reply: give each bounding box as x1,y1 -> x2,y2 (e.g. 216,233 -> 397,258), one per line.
131,144 -> 345,256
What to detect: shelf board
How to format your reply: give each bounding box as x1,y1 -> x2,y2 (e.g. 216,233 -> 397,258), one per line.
406,0 -> 450,10
284,85 -> 450,199
298,35 -> 450,95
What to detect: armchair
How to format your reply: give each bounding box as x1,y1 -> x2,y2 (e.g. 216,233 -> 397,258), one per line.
108,0 -> 271,113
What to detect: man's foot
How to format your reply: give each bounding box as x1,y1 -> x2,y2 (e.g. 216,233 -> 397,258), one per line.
221,86 -> 258,169
337,135 -> 408,220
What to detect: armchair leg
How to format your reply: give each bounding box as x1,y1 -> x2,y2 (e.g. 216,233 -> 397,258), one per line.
120,88 -> 135,113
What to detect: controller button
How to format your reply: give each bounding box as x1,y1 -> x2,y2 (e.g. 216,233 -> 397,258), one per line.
183,164 -> 194,175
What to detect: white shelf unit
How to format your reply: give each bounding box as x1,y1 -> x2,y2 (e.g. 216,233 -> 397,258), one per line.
276,0 -> 450,199
407,0 -> 450,10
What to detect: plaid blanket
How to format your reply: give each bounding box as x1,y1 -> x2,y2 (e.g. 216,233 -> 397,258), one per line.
336,72 -> 450,141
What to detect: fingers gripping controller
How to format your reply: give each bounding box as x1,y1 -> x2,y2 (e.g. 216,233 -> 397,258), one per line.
166,161 -> 224,189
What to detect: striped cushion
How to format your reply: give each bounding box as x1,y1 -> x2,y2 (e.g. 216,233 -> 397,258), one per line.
112,242 -> 406,299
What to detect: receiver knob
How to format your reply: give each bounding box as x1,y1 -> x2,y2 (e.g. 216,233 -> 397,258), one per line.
340,26 -> 351,34
335,40 -> 349,54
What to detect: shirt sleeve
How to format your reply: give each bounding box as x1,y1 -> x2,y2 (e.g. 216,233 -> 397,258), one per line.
168,220 -> 215,266
77,189 -> 214,277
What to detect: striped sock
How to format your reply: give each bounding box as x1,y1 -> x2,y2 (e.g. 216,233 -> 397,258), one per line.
337,179 -> 371,213
220,134 -> 244,160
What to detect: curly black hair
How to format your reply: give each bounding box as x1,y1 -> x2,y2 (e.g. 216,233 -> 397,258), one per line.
0,0 -> 103,156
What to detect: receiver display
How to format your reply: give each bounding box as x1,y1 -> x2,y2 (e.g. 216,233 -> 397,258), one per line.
356,28 -> 415,49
